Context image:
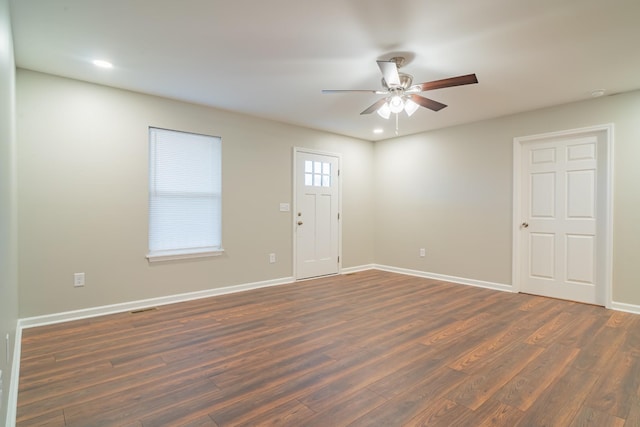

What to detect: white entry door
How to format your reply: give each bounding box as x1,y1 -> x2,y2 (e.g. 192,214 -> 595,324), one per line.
294,149 -> 340,280
515,127 -> 612,306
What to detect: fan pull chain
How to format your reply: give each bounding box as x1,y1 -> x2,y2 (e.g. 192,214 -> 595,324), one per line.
395,113 -> 399,136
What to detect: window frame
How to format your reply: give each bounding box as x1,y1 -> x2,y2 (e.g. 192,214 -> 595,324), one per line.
146,127 -> 223,262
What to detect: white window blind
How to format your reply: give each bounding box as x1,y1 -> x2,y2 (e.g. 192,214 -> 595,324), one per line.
148,127 -> 222,261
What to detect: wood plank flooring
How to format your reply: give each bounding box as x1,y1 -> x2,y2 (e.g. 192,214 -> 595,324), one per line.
16,270 -> 640,426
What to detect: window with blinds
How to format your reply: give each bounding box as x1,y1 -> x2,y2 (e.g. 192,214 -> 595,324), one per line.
147,127 -> 222,261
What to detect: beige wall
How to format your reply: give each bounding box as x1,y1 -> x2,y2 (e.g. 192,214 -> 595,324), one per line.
374,90 -> 640,304
15,68 -> 640,319
16,70 -> 374,317
0,0 -> 18,422
374,121 -> 513,284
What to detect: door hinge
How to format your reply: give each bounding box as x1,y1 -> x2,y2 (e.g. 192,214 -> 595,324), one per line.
338,213 -> 340,220
338,169 -> 340,177
338,256 -> 340,263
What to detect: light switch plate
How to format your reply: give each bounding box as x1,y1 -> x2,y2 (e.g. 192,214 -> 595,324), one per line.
279,203 -> 290,212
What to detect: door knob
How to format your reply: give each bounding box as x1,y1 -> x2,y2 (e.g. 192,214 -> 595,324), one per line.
297,221 -> 303,226
521,222 -> 529,228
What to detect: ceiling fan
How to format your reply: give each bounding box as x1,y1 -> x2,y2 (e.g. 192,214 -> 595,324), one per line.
322,57 -> 478,120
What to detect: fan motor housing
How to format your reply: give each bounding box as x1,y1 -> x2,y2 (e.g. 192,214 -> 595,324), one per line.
382,72 -> 413,90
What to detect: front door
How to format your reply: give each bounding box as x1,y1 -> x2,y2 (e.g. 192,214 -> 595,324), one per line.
294,149 -> 340,280
515,126 -> 612,305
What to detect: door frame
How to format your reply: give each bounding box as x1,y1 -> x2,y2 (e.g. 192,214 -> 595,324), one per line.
292,147 -> 342,280
512,124 -> 614,308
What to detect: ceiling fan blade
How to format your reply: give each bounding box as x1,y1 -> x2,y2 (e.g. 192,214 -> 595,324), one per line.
417,73 -> 478,92
360,98 -> 388,115
408,94 -> 447,112
377,60 -> 401,87
322,89 -> 388,94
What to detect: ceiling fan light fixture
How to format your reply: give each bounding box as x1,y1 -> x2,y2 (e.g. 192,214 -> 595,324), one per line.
389,95 -> 404,114
377,102 -> 391,119
322,57 -> 478,123
404,98 -> 420,116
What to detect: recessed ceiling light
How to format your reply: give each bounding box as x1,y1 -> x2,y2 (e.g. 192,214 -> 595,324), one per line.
92,59 -> 113,69
591,89 -> 605,98
373,128 -> 384,134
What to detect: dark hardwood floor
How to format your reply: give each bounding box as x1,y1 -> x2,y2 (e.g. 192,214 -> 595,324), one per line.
16,270 -> 640,426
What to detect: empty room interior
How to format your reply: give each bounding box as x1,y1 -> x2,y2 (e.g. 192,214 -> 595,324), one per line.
2,1 -> 640,426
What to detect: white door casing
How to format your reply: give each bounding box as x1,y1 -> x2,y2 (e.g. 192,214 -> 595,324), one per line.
512,125 -> 613,307
294,148 -> 341,280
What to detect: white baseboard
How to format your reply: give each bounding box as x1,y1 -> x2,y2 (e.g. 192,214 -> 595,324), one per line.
610,301 -> 640,315
341,264 -> 376,274
5,325 -> 21,427
14,266 -> 514,331
373,264 -> 514,293
19,276 -> 294,329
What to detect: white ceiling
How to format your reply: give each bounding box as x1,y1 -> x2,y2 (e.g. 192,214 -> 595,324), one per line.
10,0 -> 640,141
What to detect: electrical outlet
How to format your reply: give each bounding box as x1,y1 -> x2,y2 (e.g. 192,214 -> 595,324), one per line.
419,248 -> 426,257
269,253 -> 276,263
74,272 -> 85,287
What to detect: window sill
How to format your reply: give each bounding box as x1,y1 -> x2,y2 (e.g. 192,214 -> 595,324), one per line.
146,248 -> 225,263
